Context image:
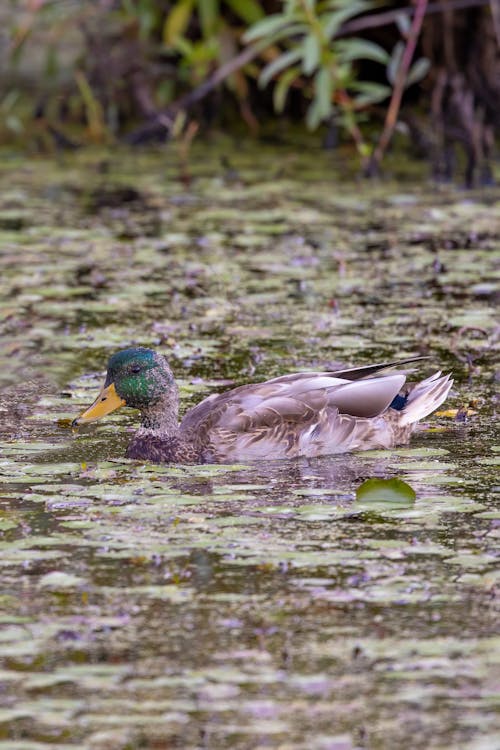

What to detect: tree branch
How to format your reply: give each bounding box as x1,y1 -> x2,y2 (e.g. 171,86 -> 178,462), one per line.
366,0 -> 430,175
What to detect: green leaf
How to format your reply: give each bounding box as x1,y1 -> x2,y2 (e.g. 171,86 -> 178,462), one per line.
225,0 -> 265,25
387,40 -> 404,85
183,37 -> 219,64
332,61 -> 353,88
406,57 -> 431,87
306,98 -> 322,130
356,478 -> 416,507
273,65 -> 300,112
259,48 -> 303,88
174,36 -> 195,58
197,0 -> 219,38
315,67 -> 333,117
261,22 -> 309,46
45,45 -> 58,78
10,27 -> 31,66
302,34 -> 321,75
321,1 -> 371,40
395,10 -> 411,36
243,14 -> 294,43
136,1 -> 160,38
5,115 -> 23,134
306,67 -> 333,129
352,81 -> 391,106
337,38 -> 390,65
320,0 -> 371,9
163,0 -> 195,45
1,90 -> 21,112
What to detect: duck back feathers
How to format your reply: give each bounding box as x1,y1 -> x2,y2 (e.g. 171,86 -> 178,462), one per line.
177,360 -> 452,462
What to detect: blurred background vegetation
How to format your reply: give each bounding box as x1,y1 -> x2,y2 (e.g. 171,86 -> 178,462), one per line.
1,0 -> 498,181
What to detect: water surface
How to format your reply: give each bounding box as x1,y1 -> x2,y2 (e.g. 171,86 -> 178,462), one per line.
0,140 -> 498,749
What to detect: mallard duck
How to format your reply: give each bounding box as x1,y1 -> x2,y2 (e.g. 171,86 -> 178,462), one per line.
72,348 -> 453,463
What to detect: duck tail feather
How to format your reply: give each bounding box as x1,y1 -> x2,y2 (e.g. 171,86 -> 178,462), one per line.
398,372 -> 453,426
333,355 -> 429,381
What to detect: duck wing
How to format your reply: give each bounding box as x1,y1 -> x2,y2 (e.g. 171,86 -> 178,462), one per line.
180,362 -> 411,437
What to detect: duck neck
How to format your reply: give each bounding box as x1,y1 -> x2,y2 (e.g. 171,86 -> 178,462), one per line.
139,387 -> 180,436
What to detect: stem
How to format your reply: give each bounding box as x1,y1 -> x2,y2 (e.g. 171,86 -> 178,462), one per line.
299,0 -> 326,44
339,0 -> 488,36
125,41 -> 266,143
336,90 -> 367,156
366,0 -> 429,175
173,41 -> 266,112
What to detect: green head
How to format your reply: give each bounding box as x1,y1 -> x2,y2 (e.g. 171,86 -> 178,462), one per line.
105,348 -> 174,409
73,347 -> 177,427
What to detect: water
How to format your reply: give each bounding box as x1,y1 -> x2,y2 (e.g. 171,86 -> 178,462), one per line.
0,138 -> 498,749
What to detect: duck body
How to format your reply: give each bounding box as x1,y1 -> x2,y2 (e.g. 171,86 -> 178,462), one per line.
73,348 -> 453,464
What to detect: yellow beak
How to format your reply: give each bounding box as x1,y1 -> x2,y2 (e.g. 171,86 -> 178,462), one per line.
72,382 -> 126,427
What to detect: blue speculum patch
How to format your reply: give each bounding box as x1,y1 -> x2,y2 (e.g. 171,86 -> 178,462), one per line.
389,393 -> 408,411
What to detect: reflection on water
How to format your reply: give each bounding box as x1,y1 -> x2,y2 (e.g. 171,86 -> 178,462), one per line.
0,143 -> 498,749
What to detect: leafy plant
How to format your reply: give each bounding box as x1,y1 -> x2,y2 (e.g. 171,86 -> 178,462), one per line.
244,0 -> 392,134
163,0 -> 265,85
1,0 -> 431,151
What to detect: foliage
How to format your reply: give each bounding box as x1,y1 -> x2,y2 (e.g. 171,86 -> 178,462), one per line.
2,0 -> 268,140
244,0 -> 391,132
0,0 -> 431,151
160,0 -> 266,114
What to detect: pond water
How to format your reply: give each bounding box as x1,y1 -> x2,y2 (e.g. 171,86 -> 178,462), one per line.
0,139 -> 499,749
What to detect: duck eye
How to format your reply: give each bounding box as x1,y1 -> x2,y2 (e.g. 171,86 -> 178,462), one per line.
130,365 -> 141,374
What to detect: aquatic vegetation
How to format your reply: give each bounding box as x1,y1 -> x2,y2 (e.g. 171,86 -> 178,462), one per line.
0,140 -> 498,748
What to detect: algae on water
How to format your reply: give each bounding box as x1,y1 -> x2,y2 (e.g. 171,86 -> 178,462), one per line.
0,140 -> 498,750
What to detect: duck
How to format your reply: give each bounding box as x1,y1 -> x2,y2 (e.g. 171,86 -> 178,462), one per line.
72,348 -> 453,464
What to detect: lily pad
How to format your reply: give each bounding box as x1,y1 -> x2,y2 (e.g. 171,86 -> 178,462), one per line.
355,478 -> 416,507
